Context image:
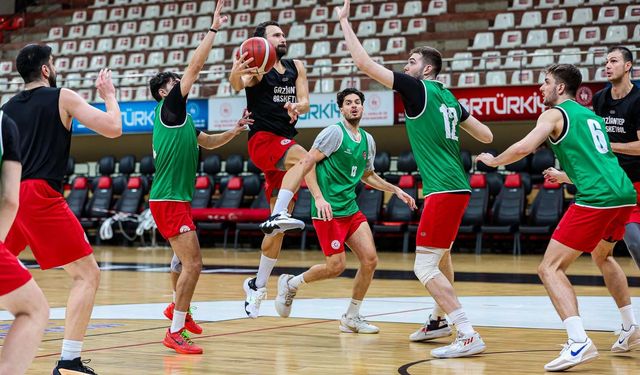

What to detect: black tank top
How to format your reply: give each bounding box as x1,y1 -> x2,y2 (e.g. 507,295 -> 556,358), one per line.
246,59 -> 299,139
593,85 -> 640,182
2,87 -> 71,192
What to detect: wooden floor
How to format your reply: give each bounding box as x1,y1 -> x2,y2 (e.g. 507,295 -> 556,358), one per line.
3,246 -> 640,374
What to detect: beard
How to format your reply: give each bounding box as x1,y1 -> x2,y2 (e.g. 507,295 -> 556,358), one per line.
48,71 -> 57,88
276,44 -> 287,59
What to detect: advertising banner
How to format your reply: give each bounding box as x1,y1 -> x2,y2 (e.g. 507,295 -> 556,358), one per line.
395,82 -> 607,123
73,99 -> 209,135
208,90 -> 395,131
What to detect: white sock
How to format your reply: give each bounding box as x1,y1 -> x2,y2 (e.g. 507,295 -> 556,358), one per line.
563,316 -> 588,342
620,305 -> 637,331
61,339 -> 83,361
448,308 -> 475,336
288,274 -> 306,289
272,189 -> 294,215
255,254 -> 277,289
172,291 -> 176,303
171,310 -> 187,333
432,304 -> 446,320
346,299 -> 362,318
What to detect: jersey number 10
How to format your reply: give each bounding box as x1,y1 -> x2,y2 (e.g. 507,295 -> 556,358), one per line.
439,104 -> 459,141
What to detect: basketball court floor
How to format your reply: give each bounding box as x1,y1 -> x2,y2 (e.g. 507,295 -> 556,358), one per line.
2,246 -> 639,374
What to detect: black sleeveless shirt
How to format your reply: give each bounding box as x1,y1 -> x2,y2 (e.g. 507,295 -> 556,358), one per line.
246,59 -> 299,139
593,85 -> 640,182
2,87 -> 71,192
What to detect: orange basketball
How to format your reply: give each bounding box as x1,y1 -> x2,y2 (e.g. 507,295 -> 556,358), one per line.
237,37 -> 277,75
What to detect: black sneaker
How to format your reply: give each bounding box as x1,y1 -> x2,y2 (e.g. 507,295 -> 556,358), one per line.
52,357 -> 98,374
409,315 -> 453,342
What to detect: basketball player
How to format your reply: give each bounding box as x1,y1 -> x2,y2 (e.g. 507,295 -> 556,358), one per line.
477,64 -> 639,371
148,2 -> 251,354
0,110 -> 49,375
275,88 -> 416,333
2,44 -> 121,374
229,21 -> 314,318
594,46 -> 640,269
336,0 -> 493,358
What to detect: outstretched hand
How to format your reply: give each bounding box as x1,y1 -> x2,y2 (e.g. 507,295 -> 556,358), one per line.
95,68 -> 116,100
232,108 -> 253,135
211,0 -> 229,30
475,152 -> 497,168
335,0 -> 351,21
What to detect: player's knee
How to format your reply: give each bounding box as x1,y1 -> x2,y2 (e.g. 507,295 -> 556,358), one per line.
327,256 -> 346,277
361,253 -> 378,271
537,262 -> 553,280
413,248 -> 444,286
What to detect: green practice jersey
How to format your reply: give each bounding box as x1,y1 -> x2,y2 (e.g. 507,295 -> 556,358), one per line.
404,80 -> 470,196
550,100 -> 636,208
149,100 -> 199,202
311,122 -> 374,218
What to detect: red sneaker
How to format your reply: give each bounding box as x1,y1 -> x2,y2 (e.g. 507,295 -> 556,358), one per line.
163,328 -> 204,355
164,302 -> 203,335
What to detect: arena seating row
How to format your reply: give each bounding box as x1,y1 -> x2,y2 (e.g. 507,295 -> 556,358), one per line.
64,148 -> 572,253
2,0 -> 637,101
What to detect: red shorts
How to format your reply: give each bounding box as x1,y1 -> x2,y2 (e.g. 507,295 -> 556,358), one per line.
627,182 -> 640,224
552,204 -> 634,253
313,211 -> 368,256
0,242 -> 32,296
248,131 -> 297,199
5,180 -> 93,270
149,201 -> 196,240
416,193 -> 471,249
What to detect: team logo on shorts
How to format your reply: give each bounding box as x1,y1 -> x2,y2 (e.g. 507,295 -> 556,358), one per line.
179,225 -> 191,234
331,240 -> 340,250
362,152 -> 367,160
420,231 -> 427,237
281,139 -> 292,145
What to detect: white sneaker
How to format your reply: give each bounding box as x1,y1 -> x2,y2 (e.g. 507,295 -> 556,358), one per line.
430,332 -> 486,358
611,324 -> 640,353
275,274 -> 297,318
410,315 -> 453,342
243,277 -> 267,319
259,211 -> 305,236
339,314 -> 380,334
544,338 -> 599,372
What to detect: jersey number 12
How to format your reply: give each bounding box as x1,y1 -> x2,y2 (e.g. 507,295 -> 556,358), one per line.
439,104 -> 459,141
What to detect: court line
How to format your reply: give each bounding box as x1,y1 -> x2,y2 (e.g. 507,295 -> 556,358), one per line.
34,307 -> 430,358
396,349 -> 569,375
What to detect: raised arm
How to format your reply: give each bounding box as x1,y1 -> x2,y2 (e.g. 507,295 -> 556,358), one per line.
229,52 -> 259,91
336,0 -> 394,89
180,0 -> 228,97
60,69 -> 121,138
476,109 -> 561,167
460,115 -> 493,144
197,109 -> 253,149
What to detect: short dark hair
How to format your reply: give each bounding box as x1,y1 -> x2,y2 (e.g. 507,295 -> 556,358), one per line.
409,46 -> 442,77
607,46 -> 633,63
149,71 -> 180,102
16,44 -> 52,84
254,21 -> 280,38
545,64 -> 582,97
337,88 -> 365,108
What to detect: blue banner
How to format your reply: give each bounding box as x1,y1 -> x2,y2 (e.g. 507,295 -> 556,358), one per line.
73,99 -> 209,135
